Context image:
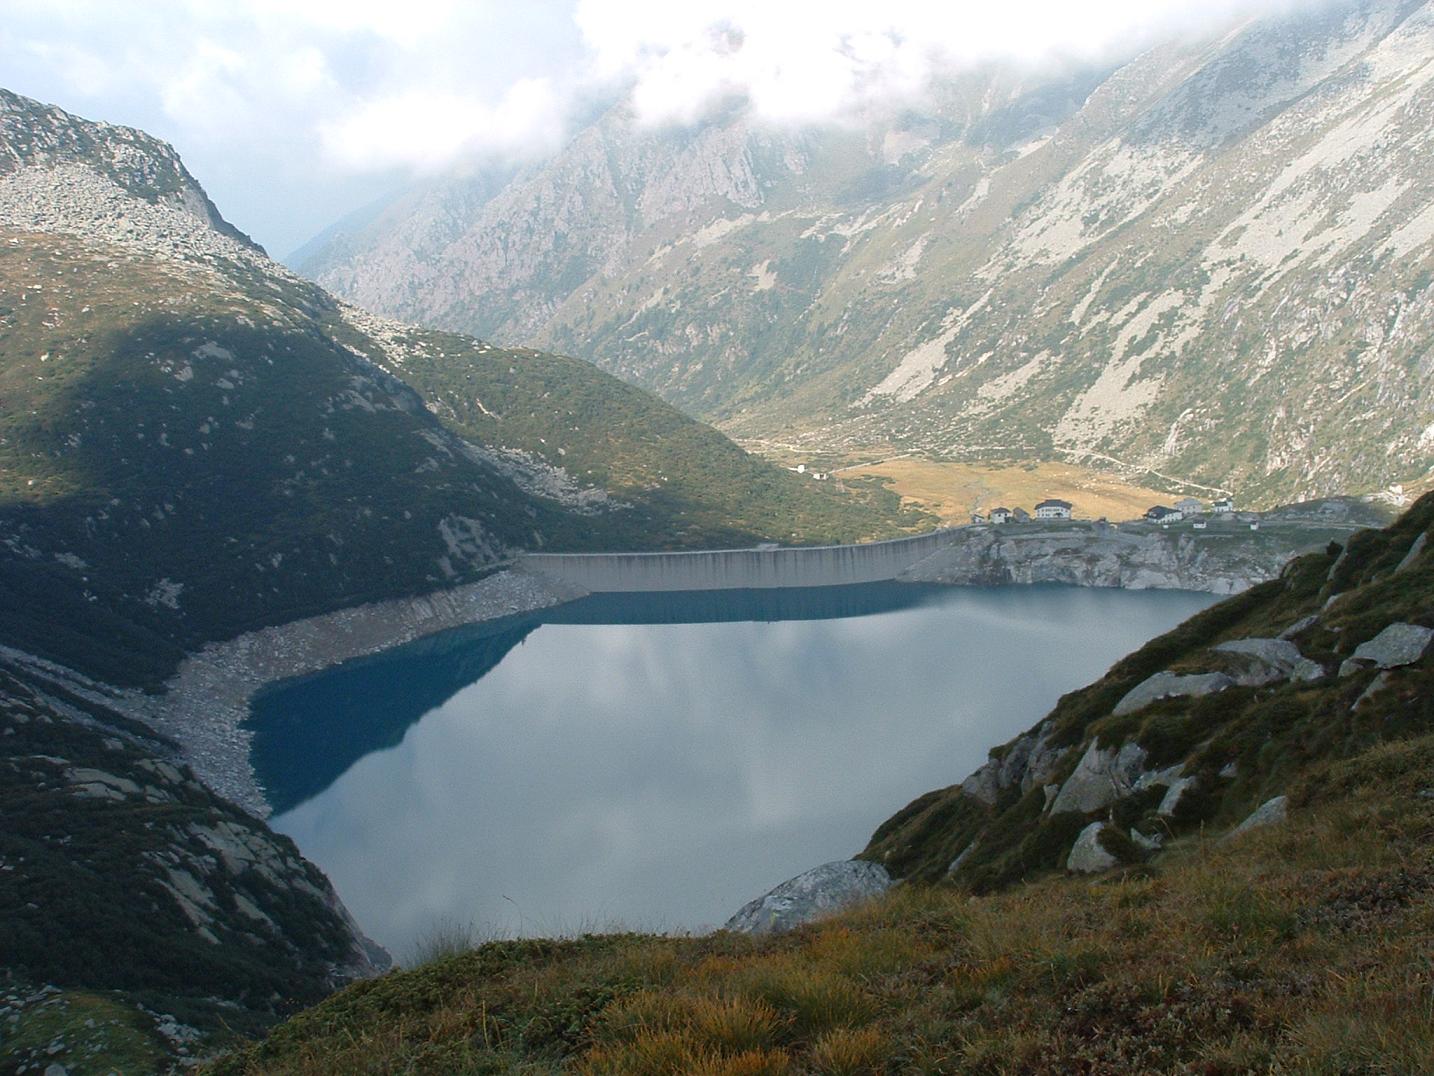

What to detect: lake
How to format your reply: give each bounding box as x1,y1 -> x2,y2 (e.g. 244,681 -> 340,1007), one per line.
248,582 -> 1215,959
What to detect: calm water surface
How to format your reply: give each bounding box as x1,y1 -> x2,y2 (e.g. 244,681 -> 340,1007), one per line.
249,583 -> 1214,958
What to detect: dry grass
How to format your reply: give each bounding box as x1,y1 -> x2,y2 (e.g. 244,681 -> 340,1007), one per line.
829,458 -> 1175,525
208,734 -> 1434,1075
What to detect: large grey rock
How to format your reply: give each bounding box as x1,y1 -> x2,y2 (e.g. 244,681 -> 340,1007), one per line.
1113,672 -> 1234,716
724,860 -> 891,935
959,760 -> 1001,805
960,724 -> 1060,805
1214,638 -> 1324,684
1049,740 -> 1148,814
1227,795 -> 1288,839
1338,623 -> 1434,677
1066,822 -> 1118,873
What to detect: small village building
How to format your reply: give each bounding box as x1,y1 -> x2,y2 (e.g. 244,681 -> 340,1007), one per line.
1175,497 -> 1204,515
971,512 -> 987,524
1145,505 -> 1183,523
1211,497 -> 1235,513
990,507 -> 1013,524
1012,507 -> 1032,523
1034,498 -> 1074,520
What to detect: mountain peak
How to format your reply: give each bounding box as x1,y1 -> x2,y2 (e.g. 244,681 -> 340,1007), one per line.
0,88 -> 259,255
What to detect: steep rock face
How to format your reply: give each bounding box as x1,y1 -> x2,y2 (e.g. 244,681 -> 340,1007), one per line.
301,0 -> 1434,504
899,520 -> 1302,594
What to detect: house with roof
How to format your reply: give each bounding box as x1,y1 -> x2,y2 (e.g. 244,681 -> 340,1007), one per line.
1145,505 -> 1183,523
1034,498 -> 1073,520
1212,497 -> 1235,513
1175,497 -> 1204,515
989,507 -> 1013,524
1012,507 -> 1031,522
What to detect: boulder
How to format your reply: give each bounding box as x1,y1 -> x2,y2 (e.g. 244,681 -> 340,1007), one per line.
1113,672 -> 1234,716
1049,741 -> 1148,814
724,860 -> 891,935
1066,822 -> 1118,873
1214,638 -> 1324,683
1278,614 -> 1319,640
1227,795 -> 1288,839
1338,623 -> 1434,677
959,759 -> 1001,805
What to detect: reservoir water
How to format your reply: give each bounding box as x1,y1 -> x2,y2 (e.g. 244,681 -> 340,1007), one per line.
248,583 -> 1215,958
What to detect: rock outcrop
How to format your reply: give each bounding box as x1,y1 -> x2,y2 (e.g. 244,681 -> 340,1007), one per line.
1338,623 -> 1434,677
1213,638 -> 1325,684
1113,672 -> 1235,716
903,522 -> 1296,595
1228,795 -> 1290,839
1066,823 -> 1120,873
725,861 -> 892,935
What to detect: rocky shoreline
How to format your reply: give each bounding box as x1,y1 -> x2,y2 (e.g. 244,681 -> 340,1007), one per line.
901,519 -> 1320,593
139,568 -> 587,817
109,515 -> 1359,818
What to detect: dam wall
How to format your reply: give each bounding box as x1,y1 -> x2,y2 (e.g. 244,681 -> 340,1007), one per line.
520,530 -> 958,591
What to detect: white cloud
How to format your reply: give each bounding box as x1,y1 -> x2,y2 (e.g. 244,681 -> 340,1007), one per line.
575,0 -> 1297,129
319,78 -> 568,173
1,0 -> 1305,249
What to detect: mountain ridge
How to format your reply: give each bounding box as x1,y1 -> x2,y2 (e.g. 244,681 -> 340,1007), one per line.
297,0 -> 1434,505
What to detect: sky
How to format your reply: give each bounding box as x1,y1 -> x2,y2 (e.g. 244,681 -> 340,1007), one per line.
0,0 -> 1299,257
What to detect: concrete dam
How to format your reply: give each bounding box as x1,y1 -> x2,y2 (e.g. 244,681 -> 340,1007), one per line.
520,530 -> 959,592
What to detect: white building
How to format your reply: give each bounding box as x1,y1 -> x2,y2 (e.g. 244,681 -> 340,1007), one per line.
1145,505 -> 1183,523
1211,497 -> 1235,514
1034,498 -> 1074,520
990,507 -> 1013,524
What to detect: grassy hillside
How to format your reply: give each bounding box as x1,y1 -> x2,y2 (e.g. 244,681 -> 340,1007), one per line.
0,232 -> 564,687
322,311 -> 926,552
207,496 -> 1434,1074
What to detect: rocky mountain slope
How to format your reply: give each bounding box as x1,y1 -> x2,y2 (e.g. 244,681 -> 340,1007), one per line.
0,89 -> 913,689
0,650 -> 388,1066
863,490 -> 1434,889
210,494 -> 1434,1074
299,0 -> 1434,504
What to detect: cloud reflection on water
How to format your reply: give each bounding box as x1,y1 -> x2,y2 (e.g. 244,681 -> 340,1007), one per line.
268,585 -> 1213,957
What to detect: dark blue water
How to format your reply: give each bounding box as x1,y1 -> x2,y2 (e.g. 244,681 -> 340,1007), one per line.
248,583 -> 1214,958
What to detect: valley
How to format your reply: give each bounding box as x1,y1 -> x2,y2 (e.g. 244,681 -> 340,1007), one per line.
1,2 -> 1431,1070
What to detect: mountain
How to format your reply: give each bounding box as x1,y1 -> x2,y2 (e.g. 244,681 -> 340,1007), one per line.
0,86 -> 915,1059
0,89 -> 915,689
297,0 -> 1434,505
209,494 -> 1434,1074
